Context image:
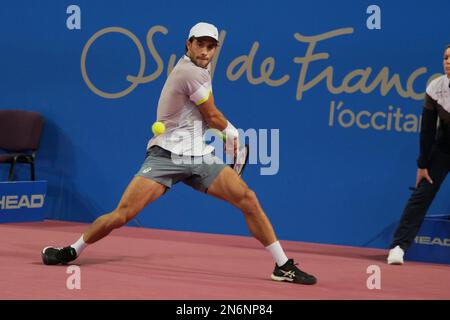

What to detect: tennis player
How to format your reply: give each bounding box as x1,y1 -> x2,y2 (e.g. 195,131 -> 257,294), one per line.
41,22 -> 317,285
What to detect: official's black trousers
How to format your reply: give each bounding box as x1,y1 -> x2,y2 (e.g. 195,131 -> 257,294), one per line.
390,147 -> 450,251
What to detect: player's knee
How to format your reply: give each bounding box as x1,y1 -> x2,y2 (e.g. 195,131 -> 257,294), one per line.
239,188 -> 259,213
111,205 -> 134,228
109,212 -> 128,229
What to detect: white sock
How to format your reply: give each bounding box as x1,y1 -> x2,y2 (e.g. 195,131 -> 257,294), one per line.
71,235 -> 88,257
265,241 -> 289,267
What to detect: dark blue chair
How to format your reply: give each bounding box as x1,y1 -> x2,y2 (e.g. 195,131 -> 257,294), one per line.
0,110 -> 44,181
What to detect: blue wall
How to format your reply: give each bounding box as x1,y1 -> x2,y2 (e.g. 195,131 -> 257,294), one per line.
1,0 -> 449,248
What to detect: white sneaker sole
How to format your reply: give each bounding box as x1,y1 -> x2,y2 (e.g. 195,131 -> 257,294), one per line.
271,274 -> 294,282
387,258 -> 404,265
42,246 -> 52,254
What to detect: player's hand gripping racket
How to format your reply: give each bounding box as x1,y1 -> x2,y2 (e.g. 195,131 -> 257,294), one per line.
213,129 -> 249,176
231,142 -> 249,176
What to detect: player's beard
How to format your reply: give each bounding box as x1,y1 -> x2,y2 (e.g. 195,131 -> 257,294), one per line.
187,52 -> 210,69
193,56 -> 210,68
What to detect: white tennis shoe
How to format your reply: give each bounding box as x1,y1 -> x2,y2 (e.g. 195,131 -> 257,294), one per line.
387,245 -> 404,265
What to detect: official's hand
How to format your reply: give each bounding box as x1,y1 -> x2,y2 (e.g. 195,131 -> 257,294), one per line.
415,168 -> 433,189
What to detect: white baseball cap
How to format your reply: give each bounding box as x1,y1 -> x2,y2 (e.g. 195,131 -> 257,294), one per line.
188,22 -> 219,42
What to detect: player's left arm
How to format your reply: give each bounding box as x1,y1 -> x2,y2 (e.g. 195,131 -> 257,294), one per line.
186,68 -> 239,152
197,93 -> 239,155
197,92 -> 227,130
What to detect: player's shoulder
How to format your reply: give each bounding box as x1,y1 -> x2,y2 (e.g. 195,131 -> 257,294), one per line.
175,56 -> 211,82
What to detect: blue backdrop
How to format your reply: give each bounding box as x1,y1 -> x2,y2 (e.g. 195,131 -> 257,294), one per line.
1,0 -> 449,248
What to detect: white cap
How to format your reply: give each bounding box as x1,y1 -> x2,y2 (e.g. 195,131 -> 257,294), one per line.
188,22 -> 219,42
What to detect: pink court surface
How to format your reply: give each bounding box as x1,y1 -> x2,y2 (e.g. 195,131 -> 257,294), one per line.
0,220 -> 449,300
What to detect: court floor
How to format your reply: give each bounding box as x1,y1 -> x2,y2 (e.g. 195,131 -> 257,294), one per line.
1,220 -> 449,300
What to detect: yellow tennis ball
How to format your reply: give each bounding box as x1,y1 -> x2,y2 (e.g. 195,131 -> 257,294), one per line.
152,121 -> 166,135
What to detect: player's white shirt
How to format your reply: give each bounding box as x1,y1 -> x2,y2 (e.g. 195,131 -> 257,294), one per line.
147,55 -> 214,156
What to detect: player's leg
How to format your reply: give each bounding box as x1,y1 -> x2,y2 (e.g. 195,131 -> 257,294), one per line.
83,176 -> 166,243
205,166 -> 317,284
207,167 -> 276,246
42,176 -> 166,265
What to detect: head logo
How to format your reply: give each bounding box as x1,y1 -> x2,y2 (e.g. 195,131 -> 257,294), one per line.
0,195 -> 45,210
415,236 -> 450,247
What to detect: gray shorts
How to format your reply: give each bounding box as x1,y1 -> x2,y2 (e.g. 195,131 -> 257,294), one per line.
135,146 -> 227,193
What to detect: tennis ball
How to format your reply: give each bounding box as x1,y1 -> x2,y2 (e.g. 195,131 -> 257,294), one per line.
152,121 -> 166,135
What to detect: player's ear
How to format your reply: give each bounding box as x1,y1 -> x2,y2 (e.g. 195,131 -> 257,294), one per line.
186,38 -> 195,50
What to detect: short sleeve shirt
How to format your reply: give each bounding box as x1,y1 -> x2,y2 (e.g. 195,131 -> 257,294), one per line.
147,55 -> 214,156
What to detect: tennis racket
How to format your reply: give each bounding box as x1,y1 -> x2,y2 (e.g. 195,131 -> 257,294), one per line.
212,129 -> 249,176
